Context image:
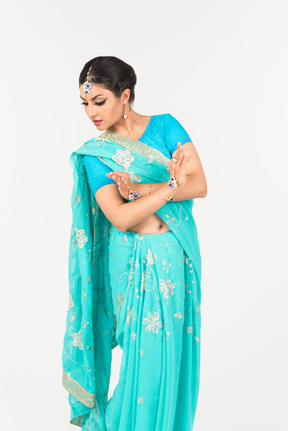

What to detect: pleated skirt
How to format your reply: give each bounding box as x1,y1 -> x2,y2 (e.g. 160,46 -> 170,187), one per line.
105,225 -> 201,431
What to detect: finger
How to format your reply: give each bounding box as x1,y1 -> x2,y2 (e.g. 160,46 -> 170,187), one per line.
113,171 -> 129,177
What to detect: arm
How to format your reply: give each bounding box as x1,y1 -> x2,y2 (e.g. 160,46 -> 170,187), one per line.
135,174 -> 206,201
97,142 -> 190,232
95,181 -> 181,232
107,141 -> 208,201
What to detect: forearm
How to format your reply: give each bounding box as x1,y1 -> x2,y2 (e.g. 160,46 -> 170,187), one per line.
117,182 -> 179,231
135,174 -> 205,201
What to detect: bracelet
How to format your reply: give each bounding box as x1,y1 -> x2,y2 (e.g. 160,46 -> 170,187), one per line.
120,176 -> 140,201
156,187 -> 174,202
121,155 -> 178,202
146,183 -> 152,195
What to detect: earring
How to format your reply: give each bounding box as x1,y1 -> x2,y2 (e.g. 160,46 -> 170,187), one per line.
123,100 -> 127,118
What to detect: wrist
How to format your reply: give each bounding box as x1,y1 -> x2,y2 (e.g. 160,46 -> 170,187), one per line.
156,182 -> 179,201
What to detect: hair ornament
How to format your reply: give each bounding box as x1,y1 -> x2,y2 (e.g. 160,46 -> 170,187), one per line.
83,64 -> 93,96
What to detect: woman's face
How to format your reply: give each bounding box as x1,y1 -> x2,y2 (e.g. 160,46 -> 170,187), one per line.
79,83 -> 128,130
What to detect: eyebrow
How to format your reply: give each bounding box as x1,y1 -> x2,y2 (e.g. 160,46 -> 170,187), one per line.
80,94 -> 104,101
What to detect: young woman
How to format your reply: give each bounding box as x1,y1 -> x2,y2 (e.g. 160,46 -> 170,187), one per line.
62,55 -> 207,431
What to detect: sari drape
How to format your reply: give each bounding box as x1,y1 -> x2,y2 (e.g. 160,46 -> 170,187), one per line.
62,130 -> 202,430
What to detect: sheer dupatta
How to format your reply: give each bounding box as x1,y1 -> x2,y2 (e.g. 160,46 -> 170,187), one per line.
62,130 -> 202,429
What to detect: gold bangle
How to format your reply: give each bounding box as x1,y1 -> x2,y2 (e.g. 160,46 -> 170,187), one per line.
156,187 -> 174,202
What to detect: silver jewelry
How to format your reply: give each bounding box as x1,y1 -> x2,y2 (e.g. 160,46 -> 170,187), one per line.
83,65 -> 93,96
120,176 -> 139,200
168,157 -> 178,190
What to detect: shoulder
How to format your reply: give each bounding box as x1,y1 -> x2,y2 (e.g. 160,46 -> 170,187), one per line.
153,113 -> 185,128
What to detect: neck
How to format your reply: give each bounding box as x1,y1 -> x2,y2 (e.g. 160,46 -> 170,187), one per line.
107,110 -> 150,140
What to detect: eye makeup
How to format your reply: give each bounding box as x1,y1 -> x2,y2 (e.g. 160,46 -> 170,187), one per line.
81,98 -> 107,106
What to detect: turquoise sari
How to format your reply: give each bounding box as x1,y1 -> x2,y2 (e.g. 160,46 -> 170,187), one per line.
62,130 -> 202,430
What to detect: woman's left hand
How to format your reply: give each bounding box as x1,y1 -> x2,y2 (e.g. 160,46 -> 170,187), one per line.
106,171 -> 138,200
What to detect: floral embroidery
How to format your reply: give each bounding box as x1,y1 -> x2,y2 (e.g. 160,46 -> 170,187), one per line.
142,311 -> 163,334
195,336 -> 201,343
112,149 -> 135,170
131,331 -> 137,340
196,306 -> 201,313
126,304 -> 137,326
116,292 -> 124,312
145,249 -> 157,265
159,278 -> 176,299
129,257 -> 139,268
68,293 -> 74,310
99,130 -> 170,168
186,326 -> 193,333
72,329 -> 83,350
74,193 -> 81,205
73,227 -> 88,249
174,312 -> 183,318
137,396 -> 144,404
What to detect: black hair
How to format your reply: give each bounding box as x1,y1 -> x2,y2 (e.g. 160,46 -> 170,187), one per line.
79,56 -> 137,106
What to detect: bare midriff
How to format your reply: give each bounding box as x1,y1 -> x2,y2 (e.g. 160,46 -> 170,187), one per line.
126,213 -> 171,234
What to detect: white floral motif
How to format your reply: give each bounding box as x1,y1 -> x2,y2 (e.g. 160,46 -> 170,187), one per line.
129,257 -> 139,268
68,293 -> 74,310
145,249 -> 157,265
74,228 -> 88,249
75,193 -> 81,205
137,396 -> 144,404
116,292 -> 124,313
112,149 -> 135,170
142,311 -> 163,334
126,304 -> 137,326
72,329 -> 83,350
159,278 -> 176,299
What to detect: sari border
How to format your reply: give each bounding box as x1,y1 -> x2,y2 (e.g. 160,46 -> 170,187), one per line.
62,369 -> 96,408
97,130 -> 170,167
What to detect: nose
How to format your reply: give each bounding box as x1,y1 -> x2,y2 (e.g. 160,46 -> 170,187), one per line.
87,104 -> 97,118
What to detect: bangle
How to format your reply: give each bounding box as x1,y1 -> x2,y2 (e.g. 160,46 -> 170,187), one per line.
156,187 -> 174,202
146,183 -> 152,195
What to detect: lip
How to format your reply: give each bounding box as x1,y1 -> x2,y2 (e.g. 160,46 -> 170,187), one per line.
93,120 -> 102,125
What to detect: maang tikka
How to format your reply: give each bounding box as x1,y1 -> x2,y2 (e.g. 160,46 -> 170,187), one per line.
83,64 -> 93,96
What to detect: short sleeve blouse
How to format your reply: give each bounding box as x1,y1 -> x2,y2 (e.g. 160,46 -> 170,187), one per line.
83,113 -> 192,195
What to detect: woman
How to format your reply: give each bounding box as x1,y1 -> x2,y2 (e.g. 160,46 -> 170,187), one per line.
62,56 -> 207,431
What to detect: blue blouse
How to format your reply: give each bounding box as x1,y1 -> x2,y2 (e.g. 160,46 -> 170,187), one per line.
83,113 -> 192,195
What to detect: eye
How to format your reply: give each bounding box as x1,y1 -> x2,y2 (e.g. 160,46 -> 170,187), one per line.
95,99 -> 107,106
80,98 -> 107,106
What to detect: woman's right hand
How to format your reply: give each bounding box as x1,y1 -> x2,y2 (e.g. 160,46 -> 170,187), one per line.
169,142 -> 192,190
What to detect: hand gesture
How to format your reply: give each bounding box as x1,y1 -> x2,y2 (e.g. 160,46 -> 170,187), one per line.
106,171 -> 137,200
169,142 -> 192,189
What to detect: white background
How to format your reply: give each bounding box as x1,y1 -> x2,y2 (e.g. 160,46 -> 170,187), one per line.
1,1 -> 288,430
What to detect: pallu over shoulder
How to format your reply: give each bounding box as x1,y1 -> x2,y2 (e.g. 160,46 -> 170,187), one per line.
62,130 -> 202,429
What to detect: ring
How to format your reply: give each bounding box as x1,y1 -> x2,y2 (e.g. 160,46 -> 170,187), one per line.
173,158 -> 178,163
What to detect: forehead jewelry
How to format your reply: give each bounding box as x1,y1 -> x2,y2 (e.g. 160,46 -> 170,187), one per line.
83,64 -> 93,96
